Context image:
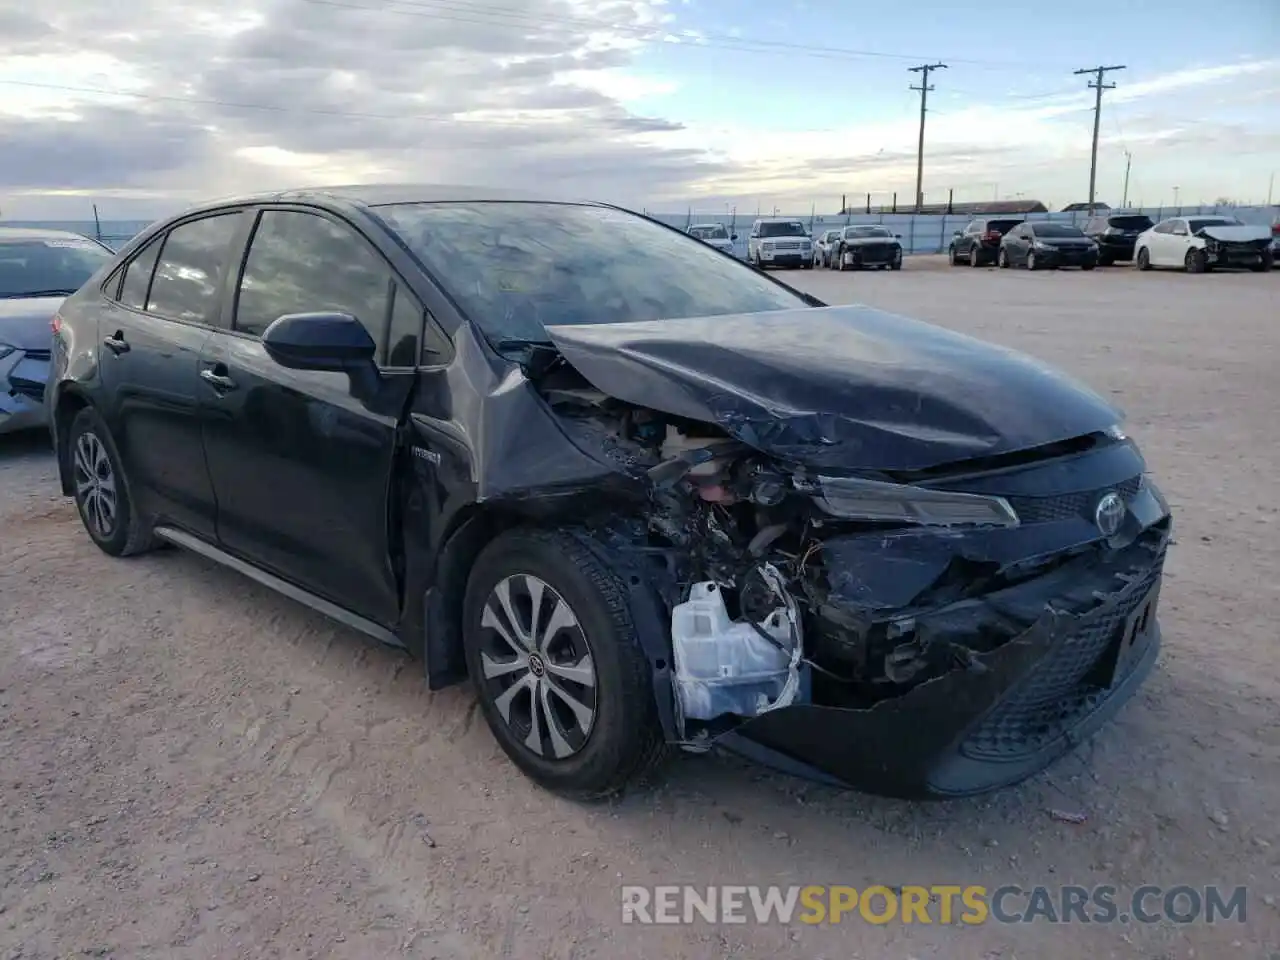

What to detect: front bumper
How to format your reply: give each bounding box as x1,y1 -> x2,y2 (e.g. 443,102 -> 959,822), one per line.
759,248 -> 811,266
1036,246 -> 1098,267
719,498 -> 1171,798
0,349 -> 50,435
842,244 -> 902,266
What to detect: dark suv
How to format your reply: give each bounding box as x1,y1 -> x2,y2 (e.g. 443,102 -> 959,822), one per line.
1083,214 -> 1155,265
46,185 -> 1171,802
949,218 -> 1025,267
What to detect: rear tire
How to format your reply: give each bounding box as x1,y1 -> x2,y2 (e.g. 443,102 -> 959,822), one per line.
462,528 -> 665,800
1251,252 -> 1274,273
67,406 -> 156,557
969,246 -> 981,268
1026,251 -> 1038,271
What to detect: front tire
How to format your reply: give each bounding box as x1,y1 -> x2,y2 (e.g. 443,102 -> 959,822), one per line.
462,528 -> 664,800
1026,250 -> 1038,271
67,406 -> 156,557
1251,251 -> 1274,273
998,248 -> 1010,268
969,246 -> 981,268
1185,248 -> 1208,274
1136,247 -> 1152,271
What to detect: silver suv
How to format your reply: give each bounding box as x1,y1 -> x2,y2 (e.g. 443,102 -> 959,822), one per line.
746,219 -> 813,270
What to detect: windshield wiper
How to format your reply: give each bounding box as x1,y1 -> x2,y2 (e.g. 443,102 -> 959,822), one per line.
1,288 -> 79,299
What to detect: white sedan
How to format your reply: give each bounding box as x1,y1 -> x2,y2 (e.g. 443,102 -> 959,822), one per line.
1134,216 -> 1274,273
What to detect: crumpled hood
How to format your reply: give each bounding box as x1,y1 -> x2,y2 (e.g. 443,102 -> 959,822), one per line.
0,297 -> 62,350
544,305 -> 1121,472
1196,224 -> 1272,243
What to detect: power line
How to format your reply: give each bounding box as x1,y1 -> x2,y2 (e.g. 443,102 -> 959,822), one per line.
908,62 -> 946,213
1073,64 -> 1125,214
299,0 -> 1064,69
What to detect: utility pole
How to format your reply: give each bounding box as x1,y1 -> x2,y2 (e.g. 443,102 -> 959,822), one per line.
1122,151 -> 1132,208
909,62 -> 947,213
1074,64 -> 1125,215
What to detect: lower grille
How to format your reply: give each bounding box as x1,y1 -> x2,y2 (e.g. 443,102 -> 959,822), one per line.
960,556 -> 1163,761
855,243 -> 894,261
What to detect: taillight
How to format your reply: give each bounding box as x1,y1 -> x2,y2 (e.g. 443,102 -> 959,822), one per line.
1271,222 -> 1280,236
51,314 -> 62,334
984,231 -> 1002,242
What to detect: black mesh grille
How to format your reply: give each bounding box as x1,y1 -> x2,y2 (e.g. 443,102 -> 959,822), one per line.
1007,475 -> 1142,525
961,555 -> 1163,761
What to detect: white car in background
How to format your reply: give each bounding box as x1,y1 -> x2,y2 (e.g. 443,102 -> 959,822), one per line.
746,219 -> 813,269
1134,215 -> 1274,273
813,229 -> 841,267
686,223 -> 737,256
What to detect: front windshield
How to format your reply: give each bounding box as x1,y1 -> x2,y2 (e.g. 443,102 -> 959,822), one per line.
1031,223 -> 1085,238
377,202 -> 806,342
844,226 -> 891,239
758,221 -> 807,238
0,237 -> 112,298
688,225 -> 729,240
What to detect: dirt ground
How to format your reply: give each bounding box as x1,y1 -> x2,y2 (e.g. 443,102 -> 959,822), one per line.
2,259 -> 1278,960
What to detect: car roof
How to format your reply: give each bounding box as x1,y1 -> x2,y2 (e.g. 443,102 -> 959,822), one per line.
688,223 -> 725,229
173,183 -> 605,219
0,226 -> 95,242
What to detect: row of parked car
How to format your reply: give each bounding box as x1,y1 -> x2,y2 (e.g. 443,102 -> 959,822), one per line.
947,212 -> 1277,273
687,220 -> 906,271
688,212 -> 1279,275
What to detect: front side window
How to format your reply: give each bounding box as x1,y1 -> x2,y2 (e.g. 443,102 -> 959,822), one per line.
376,202 -> 807,344
0,236 -> 114,300
235,210 -> 392,360
146,213 -> 243,323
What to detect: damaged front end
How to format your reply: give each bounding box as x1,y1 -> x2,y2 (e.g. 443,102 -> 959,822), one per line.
1196,224 -> 1275,270
526,312 -> 1172,798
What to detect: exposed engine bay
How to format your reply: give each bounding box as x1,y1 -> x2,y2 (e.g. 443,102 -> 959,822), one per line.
533,357 -> 1161,745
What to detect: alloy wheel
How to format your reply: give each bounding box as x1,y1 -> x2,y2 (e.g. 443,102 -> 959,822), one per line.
478,574 -> 597,760
74,431 -> 117,538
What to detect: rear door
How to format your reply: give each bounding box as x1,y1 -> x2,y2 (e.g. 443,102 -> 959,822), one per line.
96,211 -> 247,538
197,206 -> 423,625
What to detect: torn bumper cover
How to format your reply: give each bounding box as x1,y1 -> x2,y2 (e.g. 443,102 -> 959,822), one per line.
716,515 -> 1170,799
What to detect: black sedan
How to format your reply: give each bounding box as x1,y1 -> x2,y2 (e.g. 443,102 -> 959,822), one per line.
47,186 -> 1171,800
829,224 -> 903,271
1083,213 -> 1155,265
999,221 -> 1100,270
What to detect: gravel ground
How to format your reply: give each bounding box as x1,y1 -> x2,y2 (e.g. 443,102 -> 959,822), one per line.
2,259 -> 1278,959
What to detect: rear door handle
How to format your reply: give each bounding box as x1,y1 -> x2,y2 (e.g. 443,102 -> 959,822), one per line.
200,368 -> 237,392
103,333 -> 130,355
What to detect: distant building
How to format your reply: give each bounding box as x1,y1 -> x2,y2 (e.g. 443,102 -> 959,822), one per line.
841,199 -> 1050,216
1061,202 -> 1111,212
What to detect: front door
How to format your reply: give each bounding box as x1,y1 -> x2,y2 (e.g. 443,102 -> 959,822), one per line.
97,212 -> 246,538
198,207 -> 422,626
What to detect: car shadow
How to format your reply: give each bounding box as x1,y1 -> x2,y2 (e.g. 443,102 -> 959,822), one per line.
0,428 -> 53,460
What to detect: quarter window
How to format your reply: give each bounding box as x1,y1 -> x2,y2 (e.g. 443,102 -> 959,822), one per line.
235,210 -> 392,361
118,236 -> 164,311
146,213 -> 243,323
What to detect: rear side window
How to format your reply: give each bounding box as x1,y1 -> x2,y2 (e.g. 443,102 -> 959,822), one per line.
988,219 -> 1023,234
118,237 -> 163,310
1109,216 -> 1153,231
146,213 -> 243,323
235,210 -> 393,361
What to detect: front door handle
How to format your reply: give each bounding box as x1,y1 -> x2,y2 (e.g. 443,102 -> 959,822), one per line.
200,368 -> 237,392
103,332 -> 130,355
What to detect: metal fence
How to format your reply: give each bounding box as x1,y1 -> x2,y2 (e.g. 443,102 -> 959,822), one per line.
5,204 -> 1275,258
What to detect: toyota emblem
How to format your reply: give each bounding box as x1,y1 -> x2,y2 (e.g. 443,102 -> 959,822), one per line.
1094,492 -> 1126,537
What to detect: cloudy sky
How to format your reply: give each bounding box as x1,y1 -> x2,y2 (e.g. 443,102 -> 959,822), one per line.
0,0 -> 1277,219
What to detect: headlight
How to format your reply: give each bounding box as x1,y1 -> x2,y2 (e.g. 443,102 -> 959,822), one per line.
763,241 -> 776,250
803,475 -> 1020,528
0,343 -> 16,360
1104,423 -> 1127,440
1033,241 -> 1053,251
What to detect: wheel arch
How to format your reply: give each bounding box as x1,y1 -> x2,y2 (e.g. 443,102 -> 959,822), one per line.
413,501 -> 681,742
53,385 -> 93,496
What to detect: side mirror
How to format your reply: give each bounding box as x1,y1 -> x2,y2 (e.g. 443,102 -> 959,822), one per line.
263,312 -> 376,371
730,234 -> 738,241
895,233 -> 902,239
